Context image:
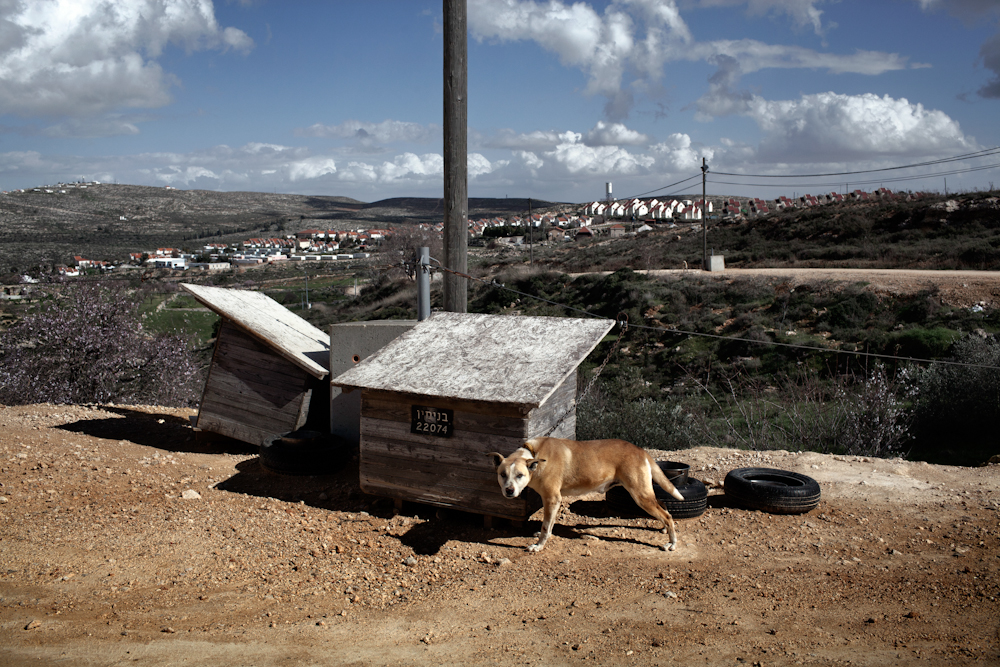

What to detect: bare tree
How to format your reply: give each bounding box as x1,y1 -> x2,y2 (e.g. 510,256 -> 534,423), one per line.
379,225 -> 443,280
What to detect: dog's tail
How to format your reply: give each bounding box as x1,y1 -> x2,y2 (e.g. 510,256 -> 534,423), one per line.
650,457 -> 685,501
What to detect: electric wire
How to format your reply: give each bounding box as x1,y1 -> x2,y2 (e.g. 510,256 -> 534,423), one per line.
708,161 -> 1000,191
710,146 -> 1000,179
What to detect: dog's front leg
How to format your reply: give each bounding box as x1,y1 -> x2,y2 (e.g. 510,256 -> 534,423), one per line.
528,495 -> 561,553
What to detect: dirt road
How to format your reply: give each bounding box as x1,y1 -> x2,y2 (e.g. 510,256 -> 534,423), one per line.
1,403 -> 998,666
635,268 -> 1000,309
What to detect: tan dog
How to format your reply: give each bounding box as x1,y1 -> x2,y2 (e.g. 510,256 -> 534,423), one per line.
489,436 -> 684,553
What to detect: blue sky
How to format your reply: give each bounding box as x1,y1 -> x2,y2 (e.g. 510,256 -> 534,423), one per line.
1,0 -> 999,204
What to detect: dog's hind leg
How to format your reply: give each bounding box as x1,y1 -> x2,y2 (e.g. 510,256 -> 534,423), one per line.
630,489 -> 679,552
528,494 -> 561,553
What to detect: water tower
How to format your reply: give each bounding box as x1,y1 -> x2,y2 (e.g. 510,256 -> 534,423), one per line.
605,182 -> 614,204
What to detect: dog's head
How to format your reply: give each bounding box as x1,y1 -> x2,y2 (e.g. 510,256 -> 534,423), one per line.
488,450 -> 544,499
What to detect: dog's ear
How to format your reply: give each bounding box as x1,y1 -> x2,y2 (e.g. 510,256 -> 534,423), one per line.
487,452 -> 505,469
527,458 -> 546,472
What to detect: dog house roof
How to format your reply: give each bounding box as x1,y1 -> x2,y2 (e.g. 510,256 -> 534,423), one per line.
332,312 -> 614,408
181,283 -> 330,378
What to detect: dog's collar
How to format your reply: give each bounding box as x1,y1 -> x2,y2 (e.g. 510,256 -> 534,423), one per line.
523,441 -> 536,456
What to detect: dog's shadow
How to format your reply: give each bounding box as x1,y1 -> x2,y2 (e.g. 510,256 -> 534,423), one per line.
533,497 -> 705,550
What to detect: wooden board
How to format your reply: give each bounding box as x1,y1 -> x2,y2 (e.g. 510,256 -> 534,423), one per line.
333,313 -> 613,408
182,283 -> 329,379
526,370 -> 577,440
357,389 -> 558,520
195,321 -> 316,445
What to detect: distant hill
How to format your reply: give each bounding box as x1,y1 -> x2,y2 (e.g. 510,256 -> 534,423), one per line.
0,184 -> 563,274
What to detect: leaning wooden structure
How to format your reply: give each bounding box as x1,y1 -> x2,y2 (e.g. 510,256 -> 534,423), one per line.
181,283 -> 331,446
332,312 -> 614,521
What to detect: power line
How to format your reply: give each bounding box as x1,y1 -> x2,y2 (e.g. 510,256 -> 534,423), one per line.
620,173 -> 703,201
708,161 -> 1000,191
711,146 -> 1000,179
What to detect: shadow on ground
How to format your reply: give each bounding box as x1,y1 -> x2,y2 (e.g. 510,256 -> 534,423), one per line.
56,406 -> 256,455
212,456 -> 526,556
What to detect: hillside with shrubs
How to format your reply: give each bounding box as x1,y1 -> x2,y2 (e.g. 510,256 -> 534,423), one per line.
1,189 -> 998,468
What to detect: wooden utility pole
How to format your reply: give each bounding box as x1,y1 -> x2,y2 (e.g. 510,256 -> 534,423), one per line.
443,0 -> 468,312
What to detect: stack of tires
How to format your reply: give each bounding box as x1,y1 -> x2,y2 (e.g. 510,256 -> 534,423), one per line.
606,462 -> 822,519
606,461 -> 708,520
258,430 -> 351,476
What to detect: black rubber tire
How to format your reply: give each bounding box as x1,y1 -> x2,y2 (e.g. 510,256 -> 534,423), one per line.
606,478 -> 708,520
724,467 -> 821,514
259,431 -> 350,476
658,461 -> 690,485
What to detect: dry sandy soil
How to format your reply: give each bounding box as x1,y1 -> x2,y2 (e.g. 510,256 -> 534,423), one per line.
1,402 -> 998,666
644,268 -> 1000,310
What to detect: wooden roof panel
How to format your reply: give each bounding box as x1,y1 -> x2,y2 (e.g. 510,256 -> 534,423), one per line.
181,283 -> 329,378
332,312 -> 614,408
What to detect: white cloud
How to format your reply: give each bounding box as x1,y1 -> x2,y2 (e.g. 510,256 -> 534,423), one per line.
584,121 -> 649,146
687,39 -> 909,76
745,92 -> 977,162
468,153 -> 496,178
0,0 -> 253,118
155,165 -> 220,185
41,116 -> 142,138
548,138 -> 655,175
469,0 -> 692,120
692,0 -> 832,37
650,133 -> 707,170
286,158 -> 337,182
483,129 -> 582,151
469,0 -> 909,120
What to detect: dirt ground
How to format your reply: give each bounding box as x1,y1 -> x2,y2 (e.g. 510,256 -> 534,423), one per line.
1,403 -> 998,666
646,268 -> 1000,310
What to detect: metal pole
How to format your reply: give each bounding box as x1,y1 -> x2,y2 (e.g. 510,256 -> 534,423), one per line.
443,0 -> 468,312
701,157 -> 708,270
528,197 -> 532,265
417,247 -> 431,321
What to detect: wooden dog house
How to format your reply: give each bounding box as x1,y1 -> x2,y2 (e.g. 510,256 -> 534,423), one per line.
182,284 -> 331,446
332,312 -> 614,521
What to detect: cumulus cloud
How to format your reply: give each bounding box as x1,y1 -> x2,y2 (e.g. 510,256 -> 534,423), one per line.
0,0 -> 253,118
650,132 -> 708,170
508,130 -> 655,176
483,128 -> 581,151
584,121 -> 649,146
469,0 -> 692,120
745,92 -> 976,163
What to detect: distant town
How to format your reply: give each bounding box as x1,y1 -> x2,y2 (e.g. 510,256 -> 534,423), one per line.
3,181 -> 930,278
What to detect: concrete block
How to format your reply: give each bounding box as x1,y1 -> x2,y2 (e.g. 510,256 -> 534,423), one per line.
329,320 -> 417,444
706,255 -> 725,272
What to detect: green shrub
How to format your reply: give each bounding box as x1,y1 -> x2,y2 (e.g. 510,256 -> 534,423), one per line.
818,289 -> 878,330
910,335 -> 1000,464
576,367 -> 696,450
887,327 -> 960,359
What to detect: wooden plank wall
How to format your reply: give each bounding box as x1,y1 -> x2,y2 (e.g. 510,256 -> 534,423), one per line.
196,320 -> 315,446
526,371 -> 577,440
358,390 -> 543,520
